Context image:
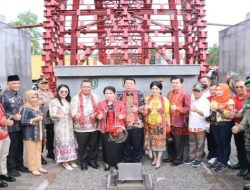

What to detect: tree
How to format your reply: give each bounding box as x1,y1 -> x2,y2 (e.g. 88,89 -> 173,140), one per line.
10,10 -> 42,55
206,44 -> 219,65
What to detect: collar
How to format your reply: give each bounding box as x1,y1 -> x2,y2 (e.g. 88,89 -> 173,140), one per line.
235,94 -> 247,101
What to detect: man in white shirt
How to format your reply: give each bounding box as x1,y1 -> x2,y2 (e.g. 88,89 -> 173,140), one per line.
184,84 -> 210,167
70,80 -> 99,171
199,76 -> 211,98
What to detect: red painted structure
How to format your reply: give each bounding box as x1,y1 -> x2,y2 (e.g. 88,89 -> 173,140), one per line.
43,0 -> 208,91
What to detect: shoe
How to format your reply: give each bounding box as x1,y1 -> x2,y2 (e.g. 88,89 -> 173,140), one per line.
0,180 -> 8,188
171,160 -> 182,166
46,152 -> 55,160
192,160 -> 202,168
94,162 -> 100,169
104,164 -> 110,171
80,163 -> 88,171
39,168 -> 48,173
70,162 -> 78,168
62,163 -> 73,171
0,175 -> 16,182
209,162 -> 220,169
163,158 -> 173,163
208,158 -> 217,165
227,160 -> 232,167
244,173 -> 250,180
41,156 -> 47,165
32,171 -> 41,176
230,163 -> 241,170
237,169 -> 248,177
244,184 -> 250,190
114,165 -> 118,170
214,164 -> 228,173
184,159 -> 195,165
88,161 -> 98,169
7,170 -> 21,177
17,166 -> 29,173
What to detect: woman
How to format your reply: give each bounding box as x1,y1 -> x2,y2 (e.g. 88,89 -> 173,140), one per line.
20,90 -> 48,176
96,86 -> 126,171
209,83 -> 235,173
49,84 -> 77,170
144,81 -> 171,169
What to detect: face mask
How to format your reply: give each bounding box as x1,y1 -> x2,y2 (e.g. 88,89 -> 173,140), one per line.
201,83 -> 208,90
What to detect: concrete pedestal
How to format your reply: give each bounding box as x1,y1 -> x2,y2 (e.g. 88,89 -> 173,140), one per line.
54,64 -> 200,97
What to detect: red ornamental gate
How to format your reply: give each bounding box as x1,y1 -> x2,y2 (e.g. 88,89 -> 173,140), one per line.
43,0 -> 208,91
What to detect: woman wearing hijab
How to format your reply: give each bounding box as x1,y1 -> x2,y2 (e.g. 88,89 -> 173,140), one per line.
209,83 -> 235,173
96,86 -> 126,171
49,84 -> 77,170
144,81 -> 171,169
20,90 -> 48,176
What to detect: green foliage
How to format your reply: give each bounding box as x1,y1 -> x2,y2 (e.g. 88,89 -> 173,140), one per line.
9,10 -> 42,55
207,44 -> 219,65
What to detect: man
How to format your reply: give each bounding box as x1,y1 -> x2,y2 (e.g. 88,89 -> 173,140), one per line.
184,84 -> 210,167
0,103 -> 16,188
231,79 -> 249,177
232,109 -> 250,190
199,76 -> 212,98
117,78 -> 145,163
37,78 -> 54,164
165,75 -> 190,166
70,80 -> 99,171
1,75 -> 28,177
246,77 -> 250,94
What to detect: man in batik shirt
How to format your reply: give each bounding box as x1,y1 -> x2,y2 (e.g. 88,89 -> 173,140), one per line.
117,78 -> 145,163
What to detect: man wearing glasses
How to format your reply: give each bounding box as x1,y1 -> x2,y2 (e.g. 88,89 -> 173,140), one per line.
232,79 -> 249,178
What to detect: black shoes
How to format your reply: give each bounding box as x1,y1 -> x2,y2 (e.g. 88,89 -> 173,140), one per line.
237,169 -> 248,177
7,170 -> 20,177
0,180 -> 8,188
184,159 -> 195,165
214,164 -> 228,173
88,161 -> 99,169
42,156 -> 47,165
0,175 -> 16,182
17,166 -> 29,173
244,184 -> 250,190
104,165 -> 110,171
47,152 -> 55,160
230,163 -> 241,170
114,165 -> 118,170
80,163 -> 88,171
163,158 -> 173,163
244,173 -> 250,180
171,160 -> 182,166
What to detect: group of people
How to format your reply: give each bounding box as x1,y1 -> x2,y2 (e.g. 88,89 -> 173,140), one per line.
0,73 -> 250,189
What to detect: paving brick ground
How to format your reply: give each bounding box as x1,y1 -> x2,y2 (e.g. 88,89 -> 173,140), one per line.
4,138 -> 248,190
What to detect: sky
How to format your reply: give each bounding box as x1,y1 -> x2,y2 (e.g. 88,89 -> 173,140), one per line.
0,0 -> 250,47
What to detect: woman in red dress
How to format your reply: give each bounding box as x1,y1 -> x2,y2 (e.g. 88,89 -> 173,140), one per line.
96,86 -> 126,171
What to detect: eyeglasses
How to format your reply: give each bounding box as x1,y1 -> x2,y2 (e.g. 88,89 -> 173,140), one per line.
235,86 -> 244,89
59,90 -> 68,93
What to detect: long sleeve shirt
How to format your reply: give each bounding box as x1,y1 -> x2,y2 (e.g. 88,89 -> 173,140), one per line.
1,89 -> 23,132
167,89 -> 191,128
0,103 -> 8,140
189,96 -> 210,132
20,107 -> 43,141
70,93 -> 98,132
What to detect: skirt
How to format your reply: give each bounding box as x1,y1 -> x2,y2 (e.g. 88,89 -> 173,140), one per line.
101,133 -> 122,166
